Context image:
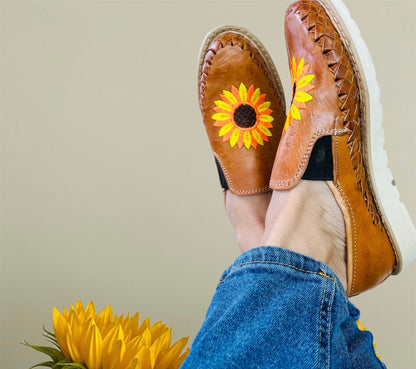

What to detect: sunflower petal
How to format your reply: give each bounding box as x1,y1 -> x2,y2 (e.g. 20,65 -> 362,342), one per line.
290,56 -> 296,81
219,123 -> 233,137
221,90 -> 238,105
259,114 -> 274,123
212,113 -> 231,121
237,130 -> 244,148
284,115 -> 291,131
251,135 -> 258,149
230,129 -> 239,147
231,85 -> 241,102
295,91 -> 313,103
213,120 -> 231,127
297,74 -> 315,88
250,88 -> 261,105
66,323 -> 82,362
258,124 -> 272,136
243,131 -> 251,150
247,85 -> 254,102
53,307 -> 70,359
238,83 -> 247,101
214,100 -> 232,112
256,94 -> 266,107
257,101 -> 271,112
296,57 -> 305,80
291,104 -> 301,120
252,130 -> 264,146
260,109 -> 273,116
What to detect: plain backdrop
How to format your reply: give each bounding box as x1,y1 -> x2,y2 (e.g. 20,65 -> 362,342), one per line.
1,0 -> 415,368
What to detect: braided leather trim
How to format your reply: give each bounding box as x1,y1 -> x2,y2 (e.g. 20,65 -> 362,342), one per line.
199,32 -> 285,115
290,1 -> 381,225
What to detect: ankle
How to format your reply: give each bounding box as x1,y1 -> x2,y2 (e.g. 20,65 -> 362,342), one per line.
225,191 -> 271,253
262,180 -> 347,288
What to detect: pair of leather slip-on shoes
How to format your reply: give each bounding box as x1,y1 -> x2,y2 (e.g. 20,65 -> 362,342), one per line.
197,0 -> 416,296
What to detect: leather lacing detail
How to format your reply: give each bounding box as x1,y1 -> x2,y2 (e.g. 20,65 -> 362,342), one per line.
289,1 -> 381,226
199,33 -> 285,115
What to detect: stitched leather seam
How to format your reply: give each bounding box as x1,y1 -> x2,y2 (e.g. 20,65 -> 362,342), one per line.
218,260 -> 341,290
269,128 -> 350,187
334,136 -> 357,294
213,152 -> 271,195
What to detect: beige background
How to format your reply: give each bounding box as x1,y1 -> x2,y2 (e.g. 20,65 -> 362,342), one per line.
1,0 -> 415,368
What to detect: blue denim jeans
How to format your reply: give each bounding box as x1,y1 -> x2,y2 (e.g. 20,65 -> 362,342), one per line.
181,246 -> 386,369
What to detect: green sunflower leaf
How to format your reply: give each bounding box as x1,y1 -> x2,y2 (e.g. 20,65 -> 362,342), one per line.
23,342 -> 65,363
28,361 -> 55,369
42,326 -> 57,340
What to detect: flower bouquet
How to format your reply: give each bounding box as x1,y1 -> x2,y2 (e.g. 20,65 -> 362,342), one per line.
25,301 -> 189,369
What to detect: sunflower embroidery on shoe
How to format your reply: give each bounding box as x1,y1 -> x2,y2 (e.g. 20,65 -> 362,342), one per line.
284,56 -> 315,131
211,83 -> 274,150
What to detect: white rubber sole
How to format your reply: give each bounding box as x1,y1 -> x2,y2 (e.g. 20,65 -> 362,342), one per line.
320,0 -> 416,272
197,25 -> 286,113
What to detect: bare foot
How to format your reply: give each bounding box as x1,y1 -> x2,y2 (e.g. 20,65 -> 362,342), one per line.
225,191 -> 272,253
261,180 -> 347,289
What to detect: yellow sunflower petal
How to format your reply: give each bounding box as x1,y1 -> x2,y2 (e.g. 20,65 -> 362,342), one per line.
53,307 -> 70,359
102,325 -> 125,369
238,83 -> 248,101
296,57 -> 304,80
139,327 -> 152,347
297,74 -> 315,88
212,113 -> 231,121
230,129 -> 240,147
257,101 -> 271,112
284,115 -> 291,131
171,348 -> 190,369
243,131 -> 251,150
295,91 -> 313,103
157,337 -> 189,369
252,130 -> 264,146
102,339 -> 124,369
84,321 -> 103,369
258,124 -> 272,137
214,100 -> 232,112
66,322 -> 83,362
290,56 -> 296,81
219,123 -> 234,137
291,104 -> 301,120
222,90 -> 238,105
250,88 -> 261,105
259,114 -> 274,123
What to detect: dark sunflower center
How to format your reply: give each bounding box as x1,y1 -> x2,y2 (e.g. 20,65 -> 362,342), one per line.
233,104 -> 257,128
291,82 -> 297,105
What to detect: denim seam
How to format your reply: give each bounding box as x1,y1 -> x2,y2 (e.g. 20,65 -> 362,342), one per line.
318,277 -> 327,369
219,260 -> 342,290
326,280 -> 335,369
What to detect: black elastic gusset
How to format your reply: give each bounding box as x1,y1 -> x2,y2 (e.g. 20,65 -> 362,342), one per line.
302,135 -> 334,180
215,158 -> 229,190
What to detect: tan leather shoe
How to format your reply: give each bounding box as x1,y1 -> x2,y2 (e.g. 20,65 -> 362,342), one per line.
270,0 -> 416,296
198,26 -> 286,196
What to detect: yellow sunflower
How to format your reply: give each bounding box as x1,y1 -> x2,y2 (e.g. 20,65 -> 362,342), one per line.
211,82 -> 274,150
25,301 -> 189,369
284,56 -> 315,131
